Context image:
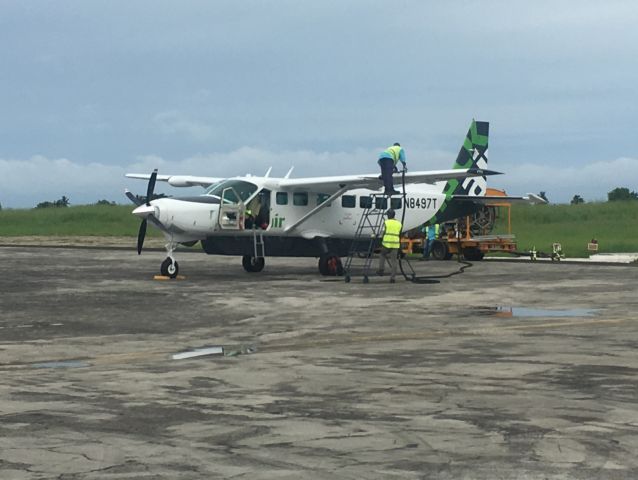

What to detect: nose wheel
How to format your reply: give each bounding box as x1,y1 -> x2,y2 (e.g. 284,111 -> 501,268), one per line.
160,257 -> 179,278
159,240 -> 180,278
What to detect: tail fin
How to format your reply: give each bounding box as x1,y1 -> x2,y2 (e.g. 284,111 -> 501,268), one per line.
428,120 -> 489,225
442,119 -> 489,198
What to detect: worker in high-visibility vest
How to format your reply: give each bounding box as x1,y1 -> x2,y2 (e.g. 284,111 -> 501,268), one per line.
376,209 -> 402,283
378,143 -> 406,196
421,223 -> 440,260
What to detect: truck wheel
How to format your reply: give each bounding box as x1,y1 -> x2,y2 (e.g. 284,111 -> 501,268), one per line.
463,247 -> 484,261
431,240 -> 449,261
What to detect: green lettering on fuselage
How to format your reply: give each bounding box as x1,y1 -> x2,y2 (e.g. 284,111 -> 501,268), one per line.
271,216 -> 285,228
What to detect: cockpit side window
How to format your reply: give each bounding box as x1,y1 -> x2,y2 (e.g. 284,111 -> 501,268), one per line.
204,180 -> 258,203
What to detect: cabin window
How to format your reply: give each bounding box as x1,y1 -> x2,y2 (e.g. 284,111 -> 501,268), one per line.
317,193 -> 331,206
359,196 -> 372,209
276,192 -> 288,205
341,195 -> 356,208
375,197 -> 388,210
293,192 -> 308,206
390,198 -> 402,210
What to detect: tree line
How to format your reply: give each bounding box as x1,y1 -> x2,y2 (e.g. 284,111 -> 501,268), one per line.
570,187 -> 638,205
0,188 -> 636,211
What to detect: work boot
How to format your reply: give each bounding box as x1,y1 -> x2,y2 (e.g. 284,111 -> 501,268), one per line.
390,278 -> 396,283
385,189 -> 400,196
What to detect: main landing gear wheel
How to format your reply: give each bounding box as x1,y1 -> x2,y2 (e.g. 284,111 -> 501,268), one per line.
160,258 -> 179,278
318,254 -> 344,276
242,255 -> 265,273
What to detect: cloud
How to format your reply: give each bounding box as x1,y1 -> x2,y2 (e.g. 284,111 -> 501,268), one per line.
152,111 -> 217,142
0,156 -> 127,208
496,156 -> 638,202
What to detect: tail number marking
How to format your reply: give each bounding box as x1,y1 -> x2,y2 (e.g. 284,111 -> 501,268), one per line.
407,197 -> 437,209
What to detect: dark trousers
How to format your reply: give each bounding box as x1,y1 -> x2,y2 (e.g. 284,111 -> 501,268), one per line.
378,158 -> 395,192
423,239 -> 433,258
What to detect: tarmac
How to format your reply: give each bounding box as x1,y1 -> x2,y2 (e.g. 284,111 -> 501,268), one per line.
1,245 -> 637,479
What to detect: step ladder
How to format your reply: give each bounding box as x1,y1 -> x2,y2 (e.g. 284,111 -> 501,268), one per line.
252,228 -> 265,259
343,194 -> 388,283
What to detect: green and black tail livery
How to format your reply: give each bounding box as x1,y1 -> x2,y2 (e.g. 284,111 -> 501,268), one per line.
430,119 -> 489,224
445,119 -> 489,196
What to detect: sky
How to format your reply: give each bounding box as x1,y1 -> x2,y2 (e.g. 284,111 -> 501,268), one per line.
1,0 -> 638,207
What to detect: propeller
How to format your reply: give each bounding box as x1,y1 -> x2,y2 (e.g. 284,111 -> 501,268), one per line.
136,169 -> 158,255
145,169 -> 157,206
137,217 -> 148,254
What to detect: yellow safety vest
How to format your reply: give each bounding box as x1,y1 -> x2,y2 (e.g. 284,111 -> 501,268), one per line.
382,218 -> 402,249
426,224 -> 440,236
384,145 -> 403,165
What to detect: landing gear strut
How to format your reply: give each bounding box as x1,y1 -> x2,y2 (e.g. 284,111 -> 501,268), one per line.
160,241 -> 179,278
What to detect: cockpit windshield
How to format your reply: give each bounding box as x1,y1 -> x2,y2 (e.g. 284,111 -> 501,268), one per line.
204,180 -> 258,204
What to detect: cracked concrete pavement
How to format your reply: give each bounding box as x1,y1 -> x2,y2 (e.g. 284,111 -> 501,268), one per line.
1,246 -> 637,479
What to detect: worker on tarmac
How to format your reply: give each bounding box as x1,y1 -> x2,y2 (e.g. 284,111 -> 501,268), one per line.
376,209 -> 402,283
378,143 -> 406,196
421,223 -> 440,261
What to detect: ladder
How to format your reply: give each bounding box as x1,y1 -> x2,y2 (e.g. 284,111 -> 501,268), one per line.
343,194 -> 388,283
252,228 -> 265,259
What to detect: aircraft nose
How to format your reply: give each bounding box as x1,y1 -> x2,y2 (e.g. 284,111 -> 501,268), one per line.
132,204 -> 158,219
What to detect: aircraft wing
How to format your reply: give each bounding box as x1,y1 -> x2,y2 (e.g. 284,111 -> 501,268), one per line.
451,193 -> 547,204
278,168 -> 501,192
126,173 -> 223,188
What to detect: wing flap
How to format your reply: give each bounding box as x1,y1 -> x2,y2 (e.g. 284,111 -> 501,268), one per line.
451,193 -> 547,205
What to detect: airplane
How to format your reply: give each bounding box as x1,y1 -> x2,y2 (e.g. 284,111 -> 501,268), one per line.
125,120 -> 544,278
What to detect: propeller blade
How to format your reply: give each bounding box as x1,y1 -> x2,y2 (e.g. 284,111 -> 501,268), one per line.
125,189 -> 142,206
146,169 -> 158,205
137,219 -> 148,255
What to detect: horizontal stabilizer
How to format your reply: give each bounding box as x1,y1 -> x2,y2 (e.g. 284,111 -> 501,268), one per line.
451,193 -> 547,205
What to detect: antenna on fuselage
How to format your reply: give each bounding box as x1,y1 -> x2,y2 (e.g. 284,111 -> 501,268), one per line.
284,167 -> 294,179
264,167 -> 272,177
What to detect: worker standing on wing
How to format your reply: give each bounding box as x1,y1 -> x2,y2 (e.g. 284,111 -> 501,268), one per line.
378,143 -> 406,196
376,209 -> 402,283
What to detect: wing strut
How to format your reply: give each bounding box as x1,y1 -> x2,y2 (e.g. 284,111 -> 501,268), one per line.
284,186 -> 350,234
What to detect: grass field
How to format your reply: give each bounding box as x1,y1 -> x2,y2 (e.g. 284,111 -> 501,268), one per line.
1,202 -> 637,257
0,205 -> 160,237
493,201 -> 638,258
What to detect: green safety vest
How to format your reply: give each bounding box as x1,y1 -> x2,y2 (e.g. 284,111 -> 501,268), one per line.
384,145 -> 403,165
382,218 -> 402,249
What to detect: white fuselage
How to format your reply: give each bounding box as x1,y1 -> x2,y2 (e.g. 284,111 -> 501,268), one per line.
136,181 -> 447,243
